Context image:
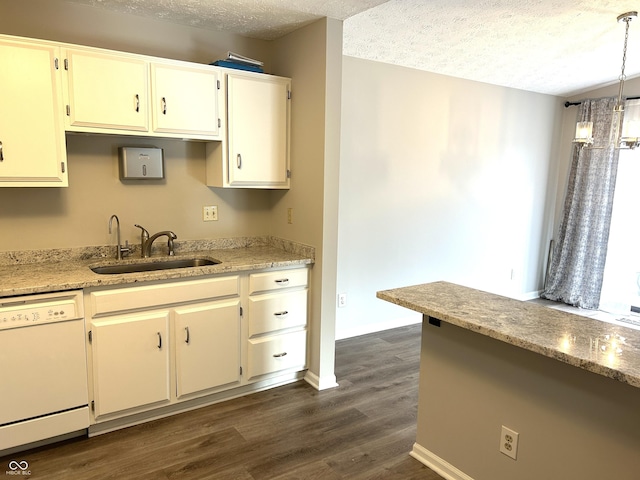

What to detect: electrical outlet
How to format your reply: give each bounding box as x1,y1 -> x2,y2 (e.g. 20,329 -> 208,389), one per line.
287,208 -> 293,224
499,426 -> 519,460
203,205 -> 218,222
338,293 -> 347,308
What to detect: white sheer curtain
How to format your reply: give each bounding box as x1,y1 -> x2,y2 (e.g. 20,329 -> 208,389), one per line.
599,99 -> 640,314
542,97 -> 621,309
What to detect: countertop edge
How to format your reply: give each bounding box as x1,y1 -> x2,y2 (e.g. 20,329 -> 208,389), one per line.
377,284 -> 640,389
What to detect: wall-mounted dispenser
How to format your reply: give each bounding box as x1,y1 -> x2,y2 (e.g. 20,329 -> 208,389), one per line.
118,147 -> 164,180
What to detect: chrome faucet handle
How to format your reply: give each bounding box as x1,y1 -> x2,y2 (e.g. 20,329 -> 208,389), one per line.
134,224 -> 150,257
134,224 -> 150,241
167,231 -> 177,256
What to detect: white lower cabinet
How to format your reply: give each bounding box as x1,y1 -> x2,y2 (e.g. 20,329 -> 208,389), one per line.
91,312 -> 170,418
174,300 -> 240,398
246,268 -> 308,381
85,267 -> 308,430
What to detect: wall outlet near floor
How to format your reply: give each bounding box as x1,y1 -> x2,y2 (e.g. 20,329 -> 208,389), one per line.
338,293 -> 347,308
499,425 -> 519,460
203,205 -> 218,222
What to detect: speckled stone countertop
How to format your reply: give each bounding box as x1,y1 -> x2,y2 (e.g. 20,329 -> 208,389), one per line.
0,236 -> 314,298
377,281 -> 640,389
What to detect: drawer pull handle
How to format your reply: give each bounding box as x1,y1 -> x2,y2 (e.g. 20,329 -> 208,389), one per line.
274,311 -> 289,317
274,278 -> 289,285
237,153 -> 242,169
135,94 -> 140,112
185,326 -> 190,344
273,352 -> 288,358
157,332 -> 162,349
161,97 -> 167,115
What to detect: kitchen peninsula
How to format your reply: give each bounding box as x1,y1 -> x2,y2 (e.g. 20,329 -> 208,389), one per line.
377,281 -> 640,480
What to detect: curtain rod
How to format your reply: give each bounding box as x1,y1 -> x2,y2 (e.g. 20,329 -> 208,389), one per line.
564,96 -> 640,108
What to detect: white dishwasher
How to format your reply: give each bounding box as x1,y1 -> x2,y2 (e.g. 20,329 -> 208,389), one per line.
0,290 -> 89,453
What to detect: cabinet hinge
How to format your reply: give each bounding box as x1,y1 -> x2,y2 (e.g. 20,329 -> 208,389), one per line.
64,58 -> 69,70
218,118 -> 221,128
66,105 -> 70,116
287,90 -> 291,100
61,162 -> 66,173
88,330 -> 92,343
286,169 -> 291,179
217,79 -> 221,90
240,366 -> 243,375
91,400 -> 95,412
54,57 -> 59,70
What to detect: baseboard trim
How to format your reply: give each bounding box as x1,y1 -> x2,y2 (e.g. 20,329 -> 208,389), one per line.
335,314 -> 421,340
410,443 -> 475,480
304,370 -> 338,391
514,289 -> 543,301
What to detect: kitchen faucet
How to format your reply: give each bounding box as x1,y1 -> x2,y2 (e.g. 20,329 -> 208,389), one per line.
134,224 -> 177,258
108,214 -> 130,260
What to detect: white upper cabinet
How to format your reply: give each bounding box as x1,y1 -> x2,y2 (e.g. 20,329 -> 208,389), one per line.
151,62 -> 222,139
0,36 -> 68,187
64,48 -> 149,133
207,71 -> 291,189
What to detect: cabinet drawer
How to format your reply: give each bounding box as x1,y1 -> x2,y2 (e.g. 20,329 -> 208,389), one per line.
90,276 -> 239,316
246,330 -> 306,379
248,289 -> 307,337
248,268 -> 308,294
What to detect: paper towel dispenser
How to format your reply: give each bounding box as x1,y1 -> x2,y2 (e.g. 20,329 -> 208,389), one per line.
119,147 -> 164,180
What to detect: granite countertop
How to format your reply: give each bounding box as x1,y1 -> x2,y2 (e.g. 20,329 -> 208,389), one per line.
377,281 -> 640,389
0,236 -> 314,298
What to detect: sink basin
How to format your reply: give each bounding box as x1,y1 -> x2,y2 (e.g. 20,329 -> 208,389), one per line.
90,257 -> 220,274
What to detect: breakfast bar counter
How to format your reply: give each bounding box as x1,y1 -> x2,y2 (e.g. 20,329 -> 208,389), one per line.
377,281 -> 640,388
377,281 -> 640,480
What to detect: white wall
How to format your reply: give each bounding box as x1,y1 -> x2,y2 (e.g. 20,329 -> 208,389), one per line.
336,57 -> 563,339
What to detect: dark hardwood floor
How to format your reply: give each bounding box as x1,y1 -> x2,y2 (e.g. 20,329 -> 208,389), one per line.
1,324 -> 443,479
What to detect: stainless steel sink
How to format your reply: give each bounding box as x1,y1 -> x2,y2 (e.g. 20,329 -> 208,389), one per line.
90,257 -> 221,274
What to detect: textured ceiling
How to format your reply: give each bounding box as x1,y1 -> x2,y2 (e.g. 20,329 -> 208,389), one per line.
64,0 -> 640,96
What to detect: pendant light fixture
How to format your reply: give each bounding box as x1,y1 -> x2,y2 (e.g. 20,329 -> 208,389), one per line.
574,11 -> 639,149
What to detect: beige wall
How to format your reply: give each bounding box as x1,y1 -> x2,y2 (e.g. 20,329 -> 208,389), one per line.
416,320 -> 640,479
0,135 -> 270,250
271,18 -> 342,388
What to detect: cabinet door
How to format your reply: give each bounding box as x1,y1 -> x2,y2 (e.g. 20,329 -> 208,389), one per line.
227,73 -> 290,188
65,49 -> 148,132
151,62 -> 220,138
0,38 -> 67,186
91,312 -> 170,418
174,300 -> 240,398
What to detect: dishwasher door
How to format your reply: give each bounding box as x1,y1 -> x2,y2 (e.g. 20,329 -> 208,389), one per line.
0,291 -> 89,451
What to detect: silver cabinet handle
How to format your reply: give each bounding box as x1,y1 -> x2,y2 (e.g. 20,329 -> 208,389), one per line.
0,140 -> 3,162
273,352 -> 288,358
237,153 -> 242,169
135,94 -> 140,112
161,97 -> 167,115
274,279 -> 289,286
185,326 -> 190,344
157,332 -> 162,349
274,311 -> 289,317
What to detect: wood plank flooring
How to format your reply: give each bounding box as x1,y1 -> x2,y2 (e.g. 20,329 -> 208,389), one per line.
1,324 -> 443,479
